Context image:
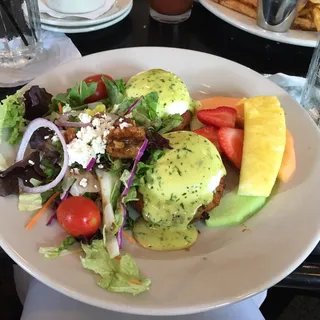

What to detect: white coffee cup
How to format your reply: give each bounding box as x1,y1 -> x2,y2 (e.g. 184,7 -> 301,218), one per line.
46,0 -> 106,14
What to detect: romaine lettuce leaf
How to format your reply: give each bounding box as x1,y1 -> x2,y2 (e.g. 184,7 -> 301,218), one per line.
39,236 -> 79,259
81,240 -> 151,295
18,193 -> 42,211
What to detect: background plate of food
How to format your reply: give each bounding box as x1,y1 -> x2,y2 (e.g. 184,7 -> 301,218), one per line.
0,47 -> 320,316
200,0 -> 319,47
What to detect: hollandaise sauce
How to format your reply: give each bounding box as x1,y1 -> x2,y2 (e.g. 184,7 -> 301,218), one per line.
133,131 -> 226,251
125,69 -> 193,117
133,218 -> 198,251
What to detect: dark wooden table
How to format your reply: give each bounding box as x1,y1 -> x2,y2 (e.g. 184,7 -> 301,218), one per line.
1,0 -> 319,292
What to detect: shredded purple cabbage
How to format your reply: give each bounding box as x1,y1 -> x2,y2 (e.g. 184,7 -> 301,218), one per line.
46,213 -> 57,226
124,96 -> 143,115
61,191 -> 69,202
117,138 -> 148,247
86,158 -> 96,171
121,138 -> 148,198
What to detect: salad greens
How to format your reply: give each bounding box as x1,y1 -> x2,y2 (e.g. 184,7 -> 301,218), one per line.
24,86 -> 53,121
50,81 -> 97,112
39,236 -> 80,259
18,193 -> 43,211
0,71 -> 194,297
81,239 -> 151,295
0,91 -> 25,145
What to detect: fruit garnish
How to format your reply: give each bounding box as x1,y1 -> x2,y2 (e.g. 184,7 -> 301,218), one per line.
238,96 -> 286,197
278,129 -> 296,183
197,107 -> 237,128
217,127 -> 244,169
193,126 -> 222,153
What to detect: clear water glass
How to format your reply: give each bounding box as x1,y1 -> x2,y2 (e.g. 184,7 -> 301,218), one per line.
0,0 -> 41,68
300,35 -> 320,126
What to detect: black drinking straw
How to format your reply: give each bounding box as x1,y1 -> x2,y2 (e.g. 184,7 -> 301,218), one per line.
0,0 -> 29,46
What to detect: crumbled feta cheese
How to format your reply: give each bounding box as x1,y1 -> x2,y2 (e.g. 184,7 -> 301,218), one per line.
76,126 -> 97,144
119,122 -> 131,130
119,117 -> 123,123
67,115 -> 115,168
44,135 -> 49,140
79,113 -> 92,124
70,168 -> 80,175
63,104 -> 72,113
67,139 -> 94,168
52,135 -> 59,143
92,118 -> 100,128
94,185 -> 98,189
98,164 -> 103,169
79,178 -> 88,188
91,136 -> 106,155
28,160 -> 34,165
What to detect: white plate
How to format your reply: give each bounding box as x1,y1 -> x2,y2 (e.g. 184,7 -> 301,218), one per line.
1,47 -> 320,316
199,0 -> 318,47
40,0 -> 132,27
41,3 -> 132,33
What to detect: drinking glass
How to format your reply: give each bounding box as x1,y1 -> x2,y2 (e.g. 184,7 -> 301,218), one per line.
149,0 -> 193,24
300,34 -> 320,126
0,0 -> 41,68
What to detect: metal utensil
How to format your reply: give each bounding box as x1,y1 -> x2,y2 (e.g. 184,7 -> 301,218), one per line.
257,0 -> 300,33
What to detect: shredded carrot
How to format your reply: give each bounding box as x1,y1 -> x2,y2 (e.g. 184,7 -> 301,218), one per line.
114,255 -> 122,260
58,102 -> 63,114
26,192 -> 60,231
123,231 -> 136,244
130,279 -> 142,285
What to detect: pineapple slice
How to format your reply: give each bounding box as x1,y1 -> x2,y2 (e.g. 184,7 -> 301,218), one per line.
238,96 -> 286,197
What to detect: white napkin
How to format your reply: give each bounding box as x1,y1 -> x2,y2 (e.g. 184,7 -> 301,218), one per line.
39,0 -> 115,20
0,31 -> 81,88
266,73 -> 305,102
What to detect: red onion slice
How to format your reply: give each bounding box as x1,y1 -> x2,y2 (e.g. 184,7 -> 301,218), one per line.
55,114 -> 92,128
16,118 -> 69,194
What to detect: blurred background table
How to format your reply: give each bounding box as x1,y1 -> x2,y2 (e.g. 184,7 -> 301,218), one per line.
1,0 -> 319,319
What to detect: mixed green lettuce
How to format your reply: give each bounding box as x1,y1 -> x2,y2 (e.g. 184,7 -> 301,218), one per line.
0,91 -> 25,145
39,236 -> 80,259
81,239 -> 151,295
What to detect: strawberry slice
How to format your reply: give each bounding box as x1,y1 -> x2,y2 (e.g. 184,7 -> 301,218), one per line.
193,126 -> 222,153
217,128 -> 244,169
197,107 -> 237,128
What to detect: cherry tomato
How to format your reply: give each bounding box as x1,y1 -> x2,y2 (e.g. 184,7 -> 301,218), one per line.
83,74 -> 114,104
57,196 -> 101,237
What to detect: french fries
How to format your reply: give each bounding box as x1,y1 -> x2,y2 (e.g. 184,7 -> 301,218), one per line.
212,0 -> 320,31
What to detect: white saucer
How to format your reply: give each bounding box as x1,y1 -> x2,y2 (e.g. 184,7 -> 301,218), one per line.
40,0 -> 132,27
41,3 -> 132,33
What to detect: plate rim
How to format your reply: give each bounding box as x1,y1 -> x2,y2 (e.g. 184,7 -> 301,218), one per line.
1,47 -> 320,315
40,0 -> 132,27
41,3 -> 132,33
199,0 -> 318,47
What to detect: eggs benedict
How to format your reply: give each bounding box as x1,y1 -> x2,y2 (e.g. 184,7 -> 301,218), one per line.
125,69 -> 195,130
132,131 -> 226,251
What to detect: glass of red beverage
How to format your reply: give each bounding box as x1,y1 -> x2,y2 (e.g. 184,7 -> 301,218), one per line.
149,0 -> 193,24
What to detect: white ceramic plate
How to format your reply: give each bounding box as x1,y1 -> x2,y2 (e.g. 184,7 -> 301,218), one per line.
199,0 -> 318,47
1,47 -> 320,316
40,0 -> 132,27
41,3 -> 132,33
